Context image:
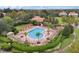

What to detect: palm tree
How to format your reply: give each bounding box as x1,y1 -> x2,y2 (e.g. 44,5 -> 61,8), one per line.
36,32 -> 41,41
47,23 -> 53,34
36,32 -> 41,44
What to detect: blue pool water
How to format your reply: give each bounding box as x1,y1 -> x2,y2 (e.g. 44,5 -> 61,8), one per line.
27,27 -> 44,40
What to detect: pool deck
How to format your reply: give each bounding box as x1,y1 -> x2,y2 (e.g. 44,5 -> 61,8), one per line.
9,24 -> 63,46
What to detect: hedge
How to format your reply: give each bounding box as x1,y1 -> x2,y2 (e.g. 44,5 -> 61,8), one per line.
12,32 -> 62,52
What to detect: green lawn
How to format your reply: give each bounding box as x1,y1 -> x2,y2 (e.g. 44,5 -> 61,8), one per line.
74,28 -> 79,40
15,24 -> 26,31
56,17 -> 64,24
60,35 -> 73,48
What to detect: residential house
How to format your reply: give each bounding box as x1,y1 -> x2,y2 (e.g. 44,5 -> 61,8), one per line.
68,12 -> 78,17
59,11 -> 67,16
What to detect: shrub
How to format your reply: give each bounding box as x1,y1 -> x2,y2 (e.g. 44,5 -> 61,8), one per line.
0,19 -> 12,35
0,36 -> 11,43
11,27 -> 19,34
31,20 -> 38,25
43,22 -> 53,28
1,43 -> 12,51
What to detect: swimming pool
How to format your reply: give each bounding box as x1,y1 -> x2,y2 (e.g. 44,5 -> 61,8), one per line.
27,27 -> 44,40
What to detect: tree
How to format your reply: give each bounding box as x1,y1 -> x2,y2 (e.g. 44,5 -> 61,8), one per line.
43,22 -> 52,27
3,16 -> 13,26
51,17 -> 59,28
10,11 -> 17,18
60,25 -> 74,48
3,8 -> 12,13
11,27 -> 18,34
17,11 -> 26,19
62,16 -> 79,24
43,22 -> 53,34
51,17 -> 59,24
47,15 -> 51,22
0,19 -> 12,35
62,24 -> 74,37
